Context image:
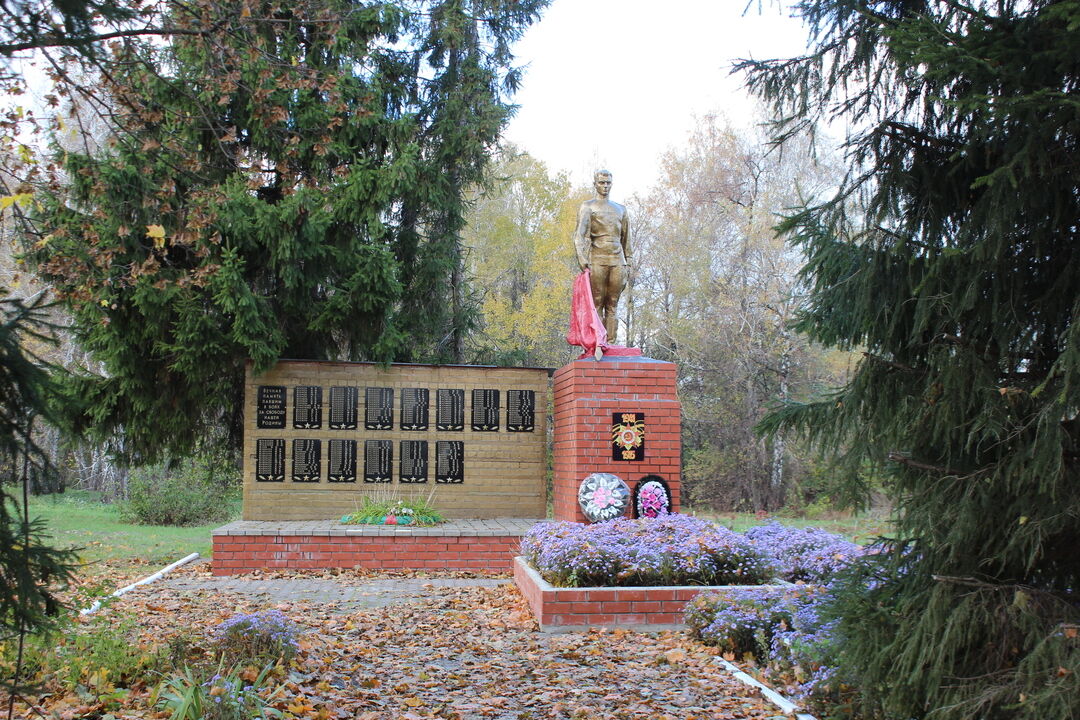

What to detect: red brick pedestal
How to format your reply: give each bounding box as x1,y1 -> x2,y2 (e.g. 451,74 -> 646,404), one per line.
552,356 -> 681,522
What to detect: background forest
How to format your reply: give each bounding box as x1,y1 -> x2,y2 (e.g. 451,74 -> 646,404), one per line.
466,123 -> 854,514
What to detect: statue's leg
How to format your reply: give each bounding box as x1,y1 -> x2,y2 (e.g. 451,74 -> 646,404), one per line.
603,264 -> 626,341
589,265 -> 606,321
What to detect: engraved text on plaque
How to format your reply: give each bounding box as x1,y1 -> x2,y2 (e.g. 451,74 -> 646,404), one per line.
471,389 -> 500,431
328,439 -> 357,482
256,438 -> 285,481
436,440 -> 464,483
328,386 -> 358,430
506,389 -> 535,432
293,386 -> 322,429
436,389 -> 465,431
364,439 -> 393,482
400,388 -> 430,430
364,387 -> 393,430
292,439 -> 321,482
256,386 -> 286,429
399,440 -> 428,483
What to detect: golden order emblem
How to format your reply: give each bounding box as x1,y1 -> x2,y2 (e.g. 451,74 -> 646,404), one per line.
611,412 -> 645,460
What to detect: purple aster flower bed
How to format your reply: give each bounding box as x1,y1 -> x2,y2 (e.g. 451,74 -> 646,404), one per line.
685,581 -> 849,710
683,522 -> 869,712
212,608 -> 300,662
744,520 -> 865,583
685,584 -> 826,658
520,514 -> 777,588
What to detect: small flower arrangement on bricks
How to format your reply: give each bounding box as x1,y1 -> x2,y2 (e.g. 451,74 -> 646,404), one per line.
340,488 -> 443,526
520,514 -> 777,588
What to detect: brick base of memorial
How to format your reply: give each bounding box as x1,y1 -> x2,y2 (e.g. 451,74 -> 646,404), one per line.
514,556 -> 790,633
211,519 -> 539,576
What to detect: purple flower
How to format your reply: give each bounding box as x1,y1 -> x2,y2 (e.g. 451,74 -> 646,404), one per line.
521,515 -> 777,588
212,609 -> 299,661
745,521 -> 864,583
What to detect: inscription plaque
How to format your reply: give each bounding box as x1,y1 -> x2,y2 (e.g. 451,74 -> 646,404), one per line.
399,440 -> 428,483
292,439 -> 321,482
435,440 -> 464,483
364,387 -> 393,430
293,386 -> 322,429
436,389 -> 465,431
328,439 -> 357,482
612,412 -> 646,461
256,386 -> 286,429
506,389 -> 535,432
328,386 -> 358,430
255,438 -> 284,481
471,389 -> 500,431
364,439 -> 393,483
400,388 -> 430,430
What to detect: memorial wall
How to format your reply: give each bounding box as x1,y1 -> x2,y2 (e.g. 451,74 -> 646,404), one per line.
243,360 -> 551,520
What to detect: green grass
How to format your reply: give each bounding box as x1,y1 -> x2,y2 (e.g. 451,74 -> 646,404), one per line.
26,489 -> 239,575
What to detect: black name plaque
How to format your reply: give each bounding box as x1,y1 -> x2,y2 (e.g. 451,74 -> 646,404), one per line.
400,440 -> 428,483
256,386 -> 286,429
256,438 -> 284,481
365,387 -> 393,430
437,389 -> 465,431
328,439 -> 357,482
364,439 -> 393,483
471,389 -> 500,431
292,439 -> 321,482
329,386 -> 358,430
506,389 -> 535,432
435,440 -> 464,483
293,386 -> 322,429
400,388 -> 430,430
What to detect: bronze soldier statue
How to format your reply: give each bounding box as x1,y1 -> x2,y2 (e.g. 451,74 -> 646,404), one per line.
574,169 -> 630,341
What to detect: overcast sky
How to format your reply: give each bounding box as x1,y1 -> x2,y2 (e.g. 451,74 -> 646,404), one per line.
502,0 -> 811,195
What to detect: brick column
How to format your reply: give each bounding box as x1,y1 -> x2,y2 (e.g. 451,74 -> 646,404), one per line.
552,356 -> 681,522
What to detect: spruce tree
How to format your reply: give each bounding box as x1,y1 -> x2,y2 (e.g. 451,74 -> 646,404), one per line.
29,0 -> 547,460
742,1 -> 1080,718
0,292 -> 77,689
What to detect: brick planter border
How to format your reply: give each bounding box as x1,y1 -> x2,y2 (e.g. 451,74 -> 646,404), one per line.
514,556 -> 791,633
211,519 -> 537,576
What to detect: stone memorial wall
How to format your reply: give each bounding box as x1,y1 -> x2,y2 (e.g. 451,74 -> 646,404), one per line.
243,360 -> 550,520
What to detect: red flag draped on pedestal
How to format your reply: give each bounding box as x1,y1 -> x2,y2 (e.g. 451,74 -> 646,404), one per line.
566,270 -> 642,360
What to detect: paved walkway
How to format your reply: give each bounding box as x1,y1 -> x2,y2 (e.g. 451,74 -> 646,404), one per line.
156,566 -> 509,609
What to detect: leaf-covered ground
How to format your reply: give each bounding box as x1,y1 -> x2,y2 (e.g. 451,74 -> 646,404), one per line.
11,564 -> 786,719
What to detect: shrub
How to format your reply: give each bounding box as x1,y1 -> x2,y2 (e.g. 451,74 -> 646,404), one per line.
212,610 -> 298,664
121,456 -> 238,526
156,662 -> 282,720
744,521 -> 864,583
1,613 -> 165,693
521,515 -> 777,588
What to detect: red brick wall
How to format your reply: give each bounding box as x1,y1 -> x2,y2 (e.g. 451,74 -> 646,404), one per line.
212,534 -> 521,576
552,358 -> 681,522
515,557 -> 706,631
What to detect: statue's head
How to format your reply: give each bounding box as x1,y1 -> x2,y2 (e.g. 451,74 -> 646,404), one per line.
594,169 -> 613,197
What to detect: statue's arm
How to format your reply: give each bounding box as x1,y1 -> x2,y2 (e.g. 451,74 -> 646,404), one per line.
574,202 -> 591,270
621,206 -> 631,264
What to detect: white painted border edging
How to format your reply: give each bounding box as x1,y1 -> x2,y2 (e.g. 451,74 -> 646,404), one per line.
714,658 -> 817,719
80,552 -> 200,616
